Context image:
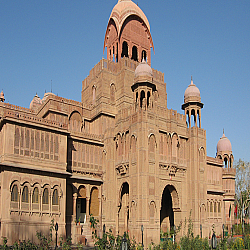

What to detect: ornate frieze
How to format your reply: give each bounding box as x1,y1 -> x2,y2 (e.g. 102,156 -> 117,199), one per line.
159,163 -> 186,177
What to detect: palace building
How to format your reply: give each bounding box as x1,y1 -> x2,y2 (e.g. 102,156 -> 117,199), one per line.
0,0 -> 235,246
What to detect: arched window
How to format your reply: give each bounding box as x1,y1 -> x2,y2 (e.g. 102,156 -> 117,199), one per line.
110,84 -> 116,103
149,201 -> 155,219
142,50 -> 147,61
11,185 -> 19,202
42,188 -> 49,204
172,134 -> 178,158
149,135 -> 156,153
147,91 -> 150,108
218,202 -> 221,214
224,158 -> 228,168
140,90 -> 145,108
131,46 -> 138,61
32,187 -> 39,204
186,110 -> 189,128
52,189 -> 59,205
22,186 -> 29,203
191,109 -> 196,127
121,41 -> 128,58
92,86 -> 96,103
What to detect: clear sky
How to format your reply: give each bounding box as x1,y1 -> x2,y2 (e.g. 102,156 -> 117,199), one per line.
0,0 -> 249,163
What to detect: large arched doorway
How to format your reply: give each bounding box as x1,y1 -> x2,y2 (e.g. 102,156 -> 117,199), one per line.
118,182 -> 129,234
160,185 -> 176,232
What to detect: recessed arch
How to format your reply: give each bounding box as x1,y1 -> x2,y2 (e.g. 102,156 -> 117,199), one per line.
110,83 -> 116,103
69,111 -> 82,132
118,182 -> 129,234
160,185 -> 176,232
89,186 -> 99,217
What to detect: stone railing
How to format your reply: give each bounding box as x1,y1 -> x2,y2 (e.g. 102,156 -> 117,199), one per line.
0,102 -> 34,114
222,167 -> 236,175
3,109 -> 67,129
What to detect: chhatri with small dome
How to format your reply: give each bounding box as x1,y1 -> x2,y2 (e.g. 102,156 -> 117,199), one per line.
0,0 -> 235,246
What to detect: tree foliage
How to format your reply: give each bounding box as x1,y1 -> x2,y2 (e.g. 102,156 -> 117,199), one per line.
234,159 -> 250,222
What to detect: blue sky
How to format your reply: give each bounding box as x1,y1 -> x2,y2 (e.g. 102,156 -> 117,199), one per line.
0,0 -> 249,162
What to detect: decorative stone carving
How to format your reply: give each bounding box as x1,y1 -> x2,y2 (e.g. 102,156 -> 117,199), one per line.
115,164 -> 129,175
159,164 -> 186,177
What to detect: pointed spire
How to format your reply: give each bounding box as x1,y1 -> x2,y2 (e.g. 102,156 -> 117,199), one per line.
0,90 -> 5,102
191,76 -> 193,85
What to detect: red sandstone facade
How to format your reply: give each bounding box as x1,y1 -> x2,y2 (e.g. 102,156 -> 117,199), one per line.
0,0 -> 235,247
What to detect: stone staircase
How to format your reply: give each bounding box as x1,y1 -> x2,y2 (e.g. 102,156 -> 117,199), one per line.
81,224 -> 95,247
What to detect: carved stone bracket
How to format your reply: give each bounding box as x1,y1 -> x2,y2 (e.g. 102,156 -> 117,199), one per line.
116,164 -> 129,176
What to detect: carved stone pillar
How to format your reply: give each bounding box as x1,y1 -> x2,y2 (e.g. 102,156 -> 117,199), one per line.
86,197 -> 90,222
98,197 -> 102,226
73,193 -> 77,221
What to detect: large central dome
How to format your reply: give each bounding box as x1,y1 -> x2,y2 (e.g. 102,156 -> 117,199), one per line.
104,0 -> 154,65
110,0 -> 150,33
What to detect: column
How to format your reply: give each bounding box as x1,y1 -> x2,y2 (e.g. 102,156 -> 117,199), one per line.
188,109 -> 191,128
98,197 -> 102,229
199,109 -> 201,128
195,109 -> 197,127
73,193 -> 77,221
86,197 -> 90,223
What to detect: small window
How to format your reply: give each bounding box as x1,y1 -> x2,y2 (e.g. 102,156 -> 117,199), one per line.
32,187 -> 39,204
92,86 -> 96,103
131,46 -> 138,62
11,185 -> 19,202
52,189 -> 59,205
121,41 -> 128,58
42,188 -> 49,204
141,50 -> 147,61
210,202 -> 213,213
218,202 -> 221,213
22,186 -> 29,203
110,84 -> 115,103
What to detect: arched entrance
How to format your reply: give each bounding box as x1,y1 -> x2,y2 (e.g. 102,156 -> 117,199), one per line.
160,185 -> 178,232
118,182 -> 129,234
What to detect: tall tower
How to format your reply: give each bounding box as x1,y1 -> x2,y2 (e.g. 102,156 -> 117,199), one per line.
182,77 -> 203,128
132,59 -> 156,111
103,0 -> 154,65
182,77 -> 206,235
216,132 -> 235,229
